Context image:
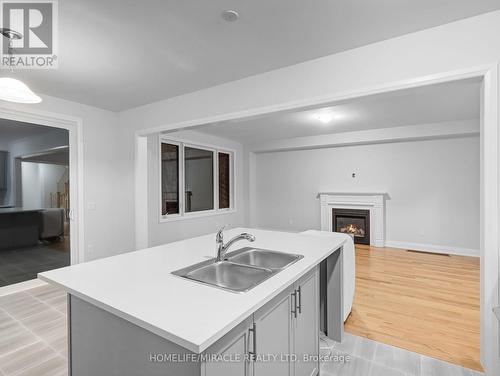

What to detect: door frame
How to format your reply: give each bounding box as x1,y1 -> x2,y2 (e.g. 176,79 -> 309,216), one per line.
134,63 -> 499,373
0,105 -> 85,266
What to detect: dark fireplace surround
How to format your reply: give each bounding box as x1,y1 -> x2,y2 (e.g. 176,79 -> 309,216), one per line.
332,208 -> 370,245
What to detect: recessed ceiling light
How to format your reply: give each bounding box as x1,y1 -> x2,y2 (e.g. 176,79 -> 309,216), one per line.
313,113 -> 335,124
221,10 -> 239,22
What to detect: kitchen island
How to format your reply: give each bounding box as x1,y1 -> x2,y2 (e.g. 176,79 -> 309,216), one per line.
0,207 -> 42,250
39,228 -> 346,376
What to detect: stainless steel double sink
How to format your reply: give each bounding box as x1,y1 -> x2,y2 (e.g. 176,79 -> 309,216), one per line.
172,247 -> 304,293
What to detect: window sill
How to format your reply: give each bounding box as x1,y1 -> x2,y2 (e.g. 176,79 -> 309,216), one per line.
159,208 -> 237,223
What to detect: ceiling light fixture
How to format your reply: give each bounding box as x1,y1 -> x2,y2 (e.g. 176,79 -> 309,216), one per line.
221,10 -> 239,22
0,28 -> 41,104
313,113 -> 335,124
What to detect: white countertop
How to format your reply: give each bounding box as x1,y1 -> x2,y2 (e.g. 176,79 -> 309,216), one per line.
0,207 -> 42,214
39,228 -> 346,353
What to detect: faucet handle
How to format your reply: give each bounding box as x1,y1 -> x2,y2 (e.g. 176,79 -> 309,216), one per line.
216,225 -> 228,242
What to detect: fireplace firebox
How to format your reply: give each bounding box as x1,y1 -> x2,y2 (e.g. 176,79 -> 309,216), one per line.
332,208 -> 370,245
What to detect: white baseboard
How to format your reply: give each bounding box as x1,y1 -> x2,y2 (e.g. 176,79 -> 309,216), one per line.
384,240 -> 479,257
0,278 -> 47,297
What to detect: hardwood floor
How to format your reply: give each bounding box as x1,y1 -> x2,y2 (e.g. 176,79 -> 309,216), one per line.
345,245 -> 481,371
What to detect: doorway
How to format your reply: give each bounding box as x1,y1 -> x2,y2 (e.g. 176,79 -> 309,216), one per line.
0,115 -> 80,290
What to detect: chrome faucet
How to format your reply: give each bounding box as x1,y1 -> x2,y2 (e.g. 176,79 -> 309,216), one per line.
216,227 -> 256,261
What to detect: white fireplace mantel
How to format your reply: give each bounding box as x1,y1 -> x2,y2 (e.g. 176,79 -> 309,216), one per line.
318,192 -> 387,247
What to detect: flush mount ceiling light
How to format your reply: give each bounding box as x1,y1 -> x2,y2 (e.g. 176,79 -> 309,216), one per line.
312,112 -> 337,124
314,113 -> 334,124
0,77 -> 42,103
221,10 -> 239,22
0,28 -> 41,104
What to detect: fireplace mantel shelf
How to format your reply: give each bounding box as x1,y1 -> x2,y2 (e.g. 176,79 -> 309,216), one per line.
316,192 -> 390,199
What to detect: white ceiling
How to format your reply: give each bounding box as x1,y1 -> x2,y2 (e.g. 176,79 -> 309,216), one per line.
195,78 -> 481,144
13,0 -> 500,111
0,119 -> 60,144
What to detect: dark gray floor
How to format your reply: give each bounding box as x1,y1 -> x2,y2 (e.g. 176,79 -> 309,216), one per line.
0,242 -> 69,287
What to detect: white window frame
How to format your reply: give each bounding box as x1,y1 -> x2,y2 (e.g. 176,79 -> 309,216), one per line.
159,136 -> 236,222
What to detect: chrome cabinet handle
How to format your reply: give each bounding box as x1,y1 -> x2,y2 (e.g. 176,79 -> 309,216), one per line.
297,286 -> 302,314
291,290 -> 298,318
248,323 -> 257,360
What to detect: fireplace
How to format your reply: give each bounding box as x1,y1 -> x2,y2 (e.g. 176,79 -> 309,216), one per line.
332,208 -> 370,245
319,193 -> 385,247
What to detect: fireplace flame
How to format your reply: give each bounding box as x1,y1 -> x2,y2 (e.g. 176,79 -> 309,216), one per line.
340,223 -> 365,237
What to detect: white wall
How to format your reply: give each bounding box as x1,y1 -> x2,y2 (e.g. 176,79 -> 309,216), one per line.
20,162 -> 67,209
5,128 -> 68,206
40,164 -> 68,208
57,168 -> 69,194
252,136 -> 480,254
21,162 -> 40,209
147,130 -> 245,246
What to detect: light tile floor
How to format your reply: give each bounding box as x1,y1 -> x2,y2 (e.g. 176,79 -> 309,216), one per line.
0,283 -> 486,376
320,332 -> 484,376
0,284 -> 67,376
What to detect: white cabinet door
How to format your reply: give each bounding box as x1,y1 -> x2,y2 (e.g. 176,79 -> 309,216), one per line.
203,317 -> 253,376
294,269 -> 319,376
253,287 -> 294,376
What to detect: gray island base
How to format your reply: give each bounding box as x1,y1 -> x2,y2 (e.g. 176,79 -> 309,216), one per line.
69,252 -> 342,376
